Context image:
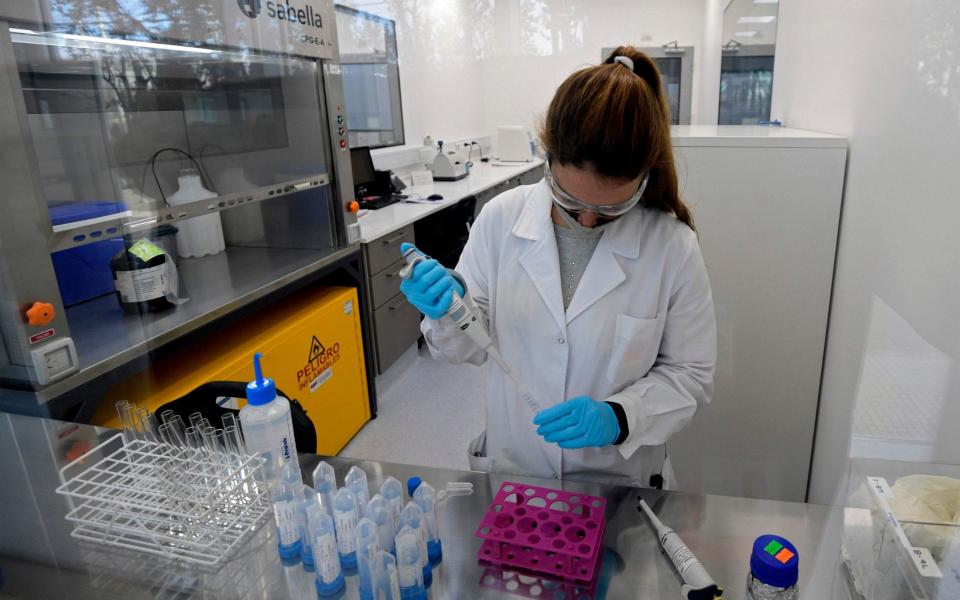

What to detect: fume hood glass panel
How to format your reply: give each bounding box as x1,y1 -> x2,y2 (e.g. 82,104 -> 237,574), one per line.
652,56 -> 682,126
10,29 -> 341,380
718,54 -> 774,125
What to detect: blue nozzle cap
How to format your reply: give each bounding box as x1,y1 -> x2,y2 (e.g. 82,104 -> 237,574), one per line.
246,352 -> 276,406
750,534 -> 799,589
407,477 -> 423,498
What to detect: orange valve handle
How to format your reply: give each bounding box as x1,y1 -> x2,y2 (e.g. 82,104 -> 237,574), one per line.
26,301 -> 55,326
348,201 -> 360,213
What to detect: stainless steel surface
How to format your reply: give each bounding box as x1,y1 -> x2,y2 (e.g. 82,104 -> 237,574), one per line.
372,291 -> 421,373
48,174 -> 330,252
0,23 -> 72,373
37,244 -> 359,401
369,258 -> 406,310
365,224 -> 415,275
0,412 -> 851,599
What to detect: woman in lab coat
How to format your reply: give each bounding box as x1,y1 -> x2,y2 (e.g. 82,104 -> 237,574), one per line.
400,47 -> 716,488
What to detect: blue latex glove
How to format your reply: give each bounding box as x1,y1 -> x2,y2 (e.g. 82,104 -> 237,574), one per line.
533,396 -> 620,449
399,243 -> 465,319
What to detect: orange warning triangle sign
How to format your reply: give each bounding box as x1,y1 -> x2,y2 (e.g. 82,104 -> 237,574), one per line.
308,336 -> 326,362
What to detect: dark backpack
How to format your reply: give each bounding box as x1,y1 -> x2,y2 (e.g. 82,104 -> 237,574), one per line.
154,381 -> 317,454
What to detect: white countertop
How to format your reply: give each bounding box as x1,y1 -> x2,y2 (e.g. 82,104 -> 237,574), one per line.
671,125 -> 847,147
357,158 -> 544,243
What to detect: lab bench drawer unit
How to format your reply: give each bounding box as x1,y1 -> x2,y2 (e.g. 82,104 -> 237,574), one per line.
365,224 -> 414,275
369,258 -> 408,309
91,286 -> 370,455
373,294 -> 422,370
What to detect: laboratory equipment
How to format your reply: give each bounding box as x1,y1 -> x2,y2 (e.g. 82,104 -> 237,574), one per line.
367,494 -> 397,554
395,525 -> 427,600
437,481 -> 474,504
374,550 -> 402,600
56,405 -> 270,566
399,244 -> 541,414
239,352 -> 299,488
413,482 -> 442,564
334,487 -> 360,569
307,509 -> 345,597
167,168 -> 225,258
355,517 -> 382,600
475,482 -> 607,582
431,141 -> 469,181
346,465 -> 371,518
110,238 -> 174,315
399,502 -> 432,587
381,476 -> 405,535
0,0 -> 360,405
639,499 -> 724,600
273,462 -> 304,561
50,202 -> 126,306
745,535 -> 798,600
495,126 -> 536,162
407,477 -> 422,497
298,487 -> 320,568
312,461 -> 338,516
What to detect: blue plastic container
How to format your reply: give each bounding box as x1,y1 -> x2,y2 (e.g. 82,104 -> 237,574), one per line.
49,202 -> 126,306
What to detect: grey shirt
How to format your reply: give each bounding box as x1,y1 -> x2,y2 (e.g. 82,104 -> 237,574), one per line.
552,208 -> 611,310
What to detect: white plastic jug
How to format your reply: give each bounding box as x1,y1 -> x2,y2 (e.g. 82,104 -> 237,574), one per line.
167,169 -> 225,258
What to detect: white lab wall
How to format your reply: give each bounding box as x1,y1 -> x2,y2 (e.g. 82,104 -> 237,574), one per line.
771,0 -> 960,504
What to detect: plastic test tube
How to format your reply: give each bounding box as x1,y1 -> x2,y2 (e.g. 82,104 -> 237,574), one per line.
312,461 -> 337,517
399,502 -> 431,588
380,476 -> 404,535
273,462 -> 303,561
298,487 -> 319,568
366,494 -> 396,554
333,487 -> 359,569
308,509 -> 345,597
345,465 -> 371,519
413,482 -> 442,564
395,525 -> 427,600
354,517 -> 381,600
374,550 -> 401,600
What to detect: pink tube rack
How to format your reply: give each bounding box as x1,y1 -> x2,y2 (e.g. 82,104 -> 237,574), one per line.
475,481 -> 607,582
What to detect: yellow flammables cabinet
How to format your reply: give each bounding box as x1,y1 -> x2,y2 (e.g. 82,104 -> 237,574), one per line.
93,286 -> 370,454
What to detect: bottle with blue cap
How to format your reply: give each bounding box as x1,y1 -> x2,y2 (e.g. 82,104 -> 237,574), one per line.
239,352 -> 299,488
745,534 -> 799,600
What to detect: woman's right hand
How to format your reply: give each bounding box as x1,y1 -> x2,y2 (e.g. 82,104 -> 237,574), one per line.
399,243 -> 465,319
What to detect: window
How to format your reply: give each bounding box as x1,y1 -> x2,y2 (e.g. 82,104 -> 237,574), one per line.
601,46 -> 693,125
718,44 -> 775,125
335,5 -> 404,148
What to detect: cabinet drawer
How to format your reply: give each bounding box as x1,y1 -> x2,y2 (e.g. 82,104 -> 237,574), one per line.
374,292 -> 422,372
366,224 -> 414,275
370,258 -> 406,309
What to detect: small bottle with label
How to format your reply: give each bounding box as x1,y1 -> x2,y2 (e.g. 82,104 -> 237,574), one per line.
399,502 -> 432,588
413,482 -> 442,564
366,494 -> 395,555
111,238 -> 174,314
380,476 -> 404,535
273,462 -> 303,561
354,517 -> 381,600
298,487 -> 319,569
333,487 -> 359,570
745,534 -> 799,600
239,352 -> 299,490
307,508 -> 345,597
395,526 -> 426,600
374,550 -> 401,600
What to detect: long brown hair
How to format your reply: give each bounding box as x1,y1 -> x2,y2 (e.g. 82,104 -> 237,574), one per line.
539,45 -> 694,230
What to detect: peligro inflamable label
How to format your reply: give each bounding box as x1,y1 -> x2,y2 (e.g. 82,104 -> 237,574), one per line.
115,265 -> 167,302
274,500 -> 300,546
334,509 -> 358,554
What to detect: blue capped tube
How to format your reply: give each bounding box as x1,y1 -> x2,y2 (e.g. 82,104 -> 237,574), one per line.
380,476 -> 404,538
307,509 -> 345,597
333,487 -> 359,569
311,460 -> 337,517
354,517 -> 381,600
345,465 -> 370,518
272,462 -> 303,561
399,502 -> 431,588
395,525 -> 426,600
413,482 -> 442,564
366,494 -> 396,554
297,487 -> 319,568
374,549 -> 402,600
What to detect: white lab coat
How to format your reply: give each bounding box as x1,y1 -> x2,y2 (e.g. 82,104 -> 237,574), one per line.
421,181 -> 716,488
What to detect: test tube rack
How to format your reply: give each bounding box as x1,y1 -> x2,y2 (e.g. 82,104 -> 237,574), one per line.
475,481 -> 607,582
56,432 -> 271,566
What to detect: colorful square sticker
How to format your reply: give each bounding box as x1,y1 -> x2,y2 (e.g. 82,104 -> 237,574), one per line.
775,548 -> 795,564
764,540 -> 784,556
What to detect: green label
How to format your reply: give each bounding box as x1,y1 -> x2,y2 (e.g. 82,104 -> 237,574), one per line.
128,239 -> 165,262
764,540 -> 784,556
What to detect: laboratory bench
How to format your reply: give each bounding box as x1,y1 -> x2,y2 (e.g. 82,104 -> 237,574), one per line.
0,412 -> 855,599
357,160 -> 545,373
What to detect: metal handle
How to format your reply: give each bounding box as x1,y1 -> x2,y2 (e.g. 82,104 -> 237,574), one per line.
387,296 -> 408,311
382,231 -> 407,245
384,265 -> 406,279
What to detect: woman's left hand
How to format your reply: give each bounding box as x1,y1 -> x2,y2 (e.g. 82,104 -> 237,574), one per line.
533,396 -> 620,448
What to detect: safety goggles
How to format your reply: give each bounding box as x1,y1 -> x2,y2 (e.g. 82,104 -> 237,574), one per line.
545,163 -> 648,217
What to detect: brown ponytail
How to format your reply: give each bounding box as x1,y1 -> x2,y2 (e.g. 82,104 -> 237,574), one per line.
539,45 -> 694,230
